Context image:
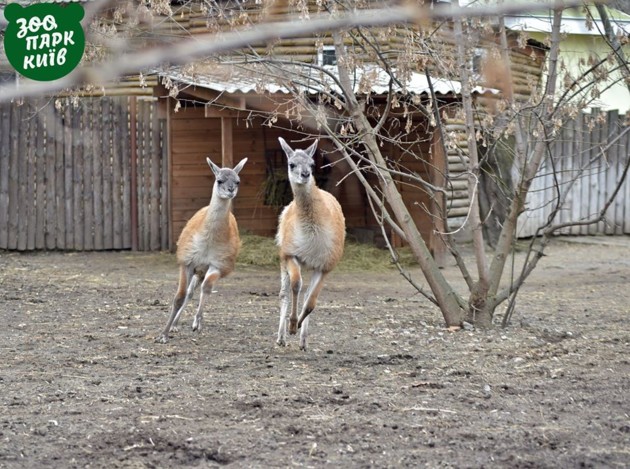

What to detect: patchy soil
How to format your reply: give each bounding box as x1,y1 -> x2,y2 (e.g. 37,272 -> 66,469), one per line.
1,237 -> 629,468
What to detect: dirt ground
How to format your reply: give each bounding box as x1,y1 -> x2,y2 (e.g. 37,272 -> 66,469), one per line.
1,236 -> 629,468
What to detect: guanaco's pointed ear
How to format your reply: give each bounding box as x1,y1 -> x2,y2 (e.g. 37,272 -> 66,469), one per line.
233,157 -> 248,175
305,139 -> 319,160
207,157 -> 221,177
278,137 -> 294,157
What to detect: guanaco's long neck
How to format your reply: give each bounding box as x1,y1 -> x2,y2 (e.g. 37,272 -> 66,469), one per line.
292,180 -> 319,221
205,193 -> 232,231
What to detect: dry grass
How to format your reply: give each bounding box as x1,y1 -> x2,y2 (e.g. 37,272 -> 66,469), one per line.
237,233 -> 417,272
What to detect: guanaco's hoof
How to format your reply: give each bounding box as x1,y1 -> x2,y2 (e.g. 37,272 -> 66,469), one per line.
155,334 -> 169,344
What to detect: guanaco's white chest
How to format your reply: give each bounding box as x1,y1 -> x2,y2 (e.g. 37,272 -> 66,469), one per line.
288,222 -> 336,271
186,231 -> 231,271
177,207 -> 237,276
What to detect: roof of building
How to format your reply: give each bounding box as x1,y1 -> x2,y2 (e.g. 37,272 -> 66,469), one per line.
161,63 -> 497,98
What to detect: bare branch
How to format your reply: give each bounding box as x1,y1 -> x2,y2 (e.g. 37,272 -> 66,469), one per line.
453,16 -> 490,294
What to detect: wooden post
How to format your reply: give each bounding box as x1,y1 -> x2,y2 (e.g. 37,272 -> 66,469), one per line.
164,97 -> 174,252
92,99 -> 103,250
71,104 -> 83,250
102,99 -> 113,249
221,117 -> 233,167
34,102 -> 46,250
0,103 -> 10,249
63,105 -> 73,251
130,96 -> 138,251
430,125 -> 447,268
150,98 -> 161,251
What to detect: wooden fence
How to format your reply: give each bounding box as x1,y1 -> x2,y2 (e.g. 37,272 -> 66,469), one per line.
517,111 -> 630,237
0,97 -> 169,251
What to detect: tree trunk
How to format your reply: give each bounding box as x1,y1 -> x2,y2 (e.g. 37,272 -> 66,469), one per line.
486,8 -> 564,308
478,138 -> 515,248
356,109 -> 466,327
333,33 -> 466,327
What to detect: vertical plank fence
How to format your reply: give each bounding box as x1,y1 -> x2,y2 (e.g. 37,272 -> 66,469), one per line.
517,110 -> 630,237
0,97 -> 169,251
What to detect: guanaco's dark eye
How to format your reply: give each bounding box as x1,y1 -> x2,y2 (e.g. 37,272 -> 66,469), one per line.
235,181 -> 240,186
217,180 -> 224,185
289,163 -> 296,170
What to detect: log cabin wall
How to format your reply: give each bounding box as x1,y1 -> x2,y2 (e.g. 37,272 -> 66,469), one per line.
101,0 -> 546,106
111,1 -> 545,78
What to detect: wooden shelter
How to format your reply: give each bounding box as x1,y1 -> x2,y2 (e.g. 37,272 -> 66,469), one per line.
155,63 -> 482,260
136,0 -> 546,256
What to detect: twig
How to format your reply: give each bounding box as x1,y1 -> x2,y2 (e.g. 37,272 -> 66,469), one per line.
403,406 -> 457,414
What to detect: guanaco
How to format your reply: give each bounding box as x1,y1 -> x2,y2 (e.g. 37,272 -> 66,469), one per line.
276,137 -> 345,350
156,157 -> 247,343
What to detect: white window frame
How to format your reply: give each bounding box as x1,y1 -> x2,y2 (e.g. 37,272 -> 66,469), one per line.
318,45 -> 337,67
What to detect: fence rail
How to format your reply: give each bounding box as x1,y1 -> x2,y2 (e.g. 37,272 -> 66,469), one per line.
0,97 -> 168,251
517,110 -> 630,238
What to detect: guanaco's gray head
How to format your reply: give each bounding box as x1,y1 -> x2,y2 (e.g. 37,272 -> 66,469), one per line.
207,157 -> 248,200
279,137 -> 318,186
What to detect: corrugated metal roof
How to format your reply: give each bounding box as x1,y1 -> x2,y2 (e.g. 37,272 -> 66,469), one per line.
161,64 -> 496,97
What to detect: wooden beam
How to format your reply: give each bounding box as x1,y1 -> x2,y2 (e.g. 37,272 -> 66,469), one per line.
221,117 -> 233,167
177,86 -> 247,111
205,105 -> 242,118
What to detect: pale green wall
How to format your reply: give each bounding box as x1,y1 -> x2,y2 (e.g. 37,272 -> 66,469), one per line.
529,31 -> 630,114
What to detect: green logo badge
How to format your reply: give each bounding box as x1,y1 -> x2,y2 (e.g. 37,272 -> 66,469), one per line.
3,2 -> 85,81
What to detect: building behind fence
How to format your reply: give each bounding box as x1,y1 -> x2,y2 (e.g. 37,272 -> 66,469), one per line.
0,97 -> 169,251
